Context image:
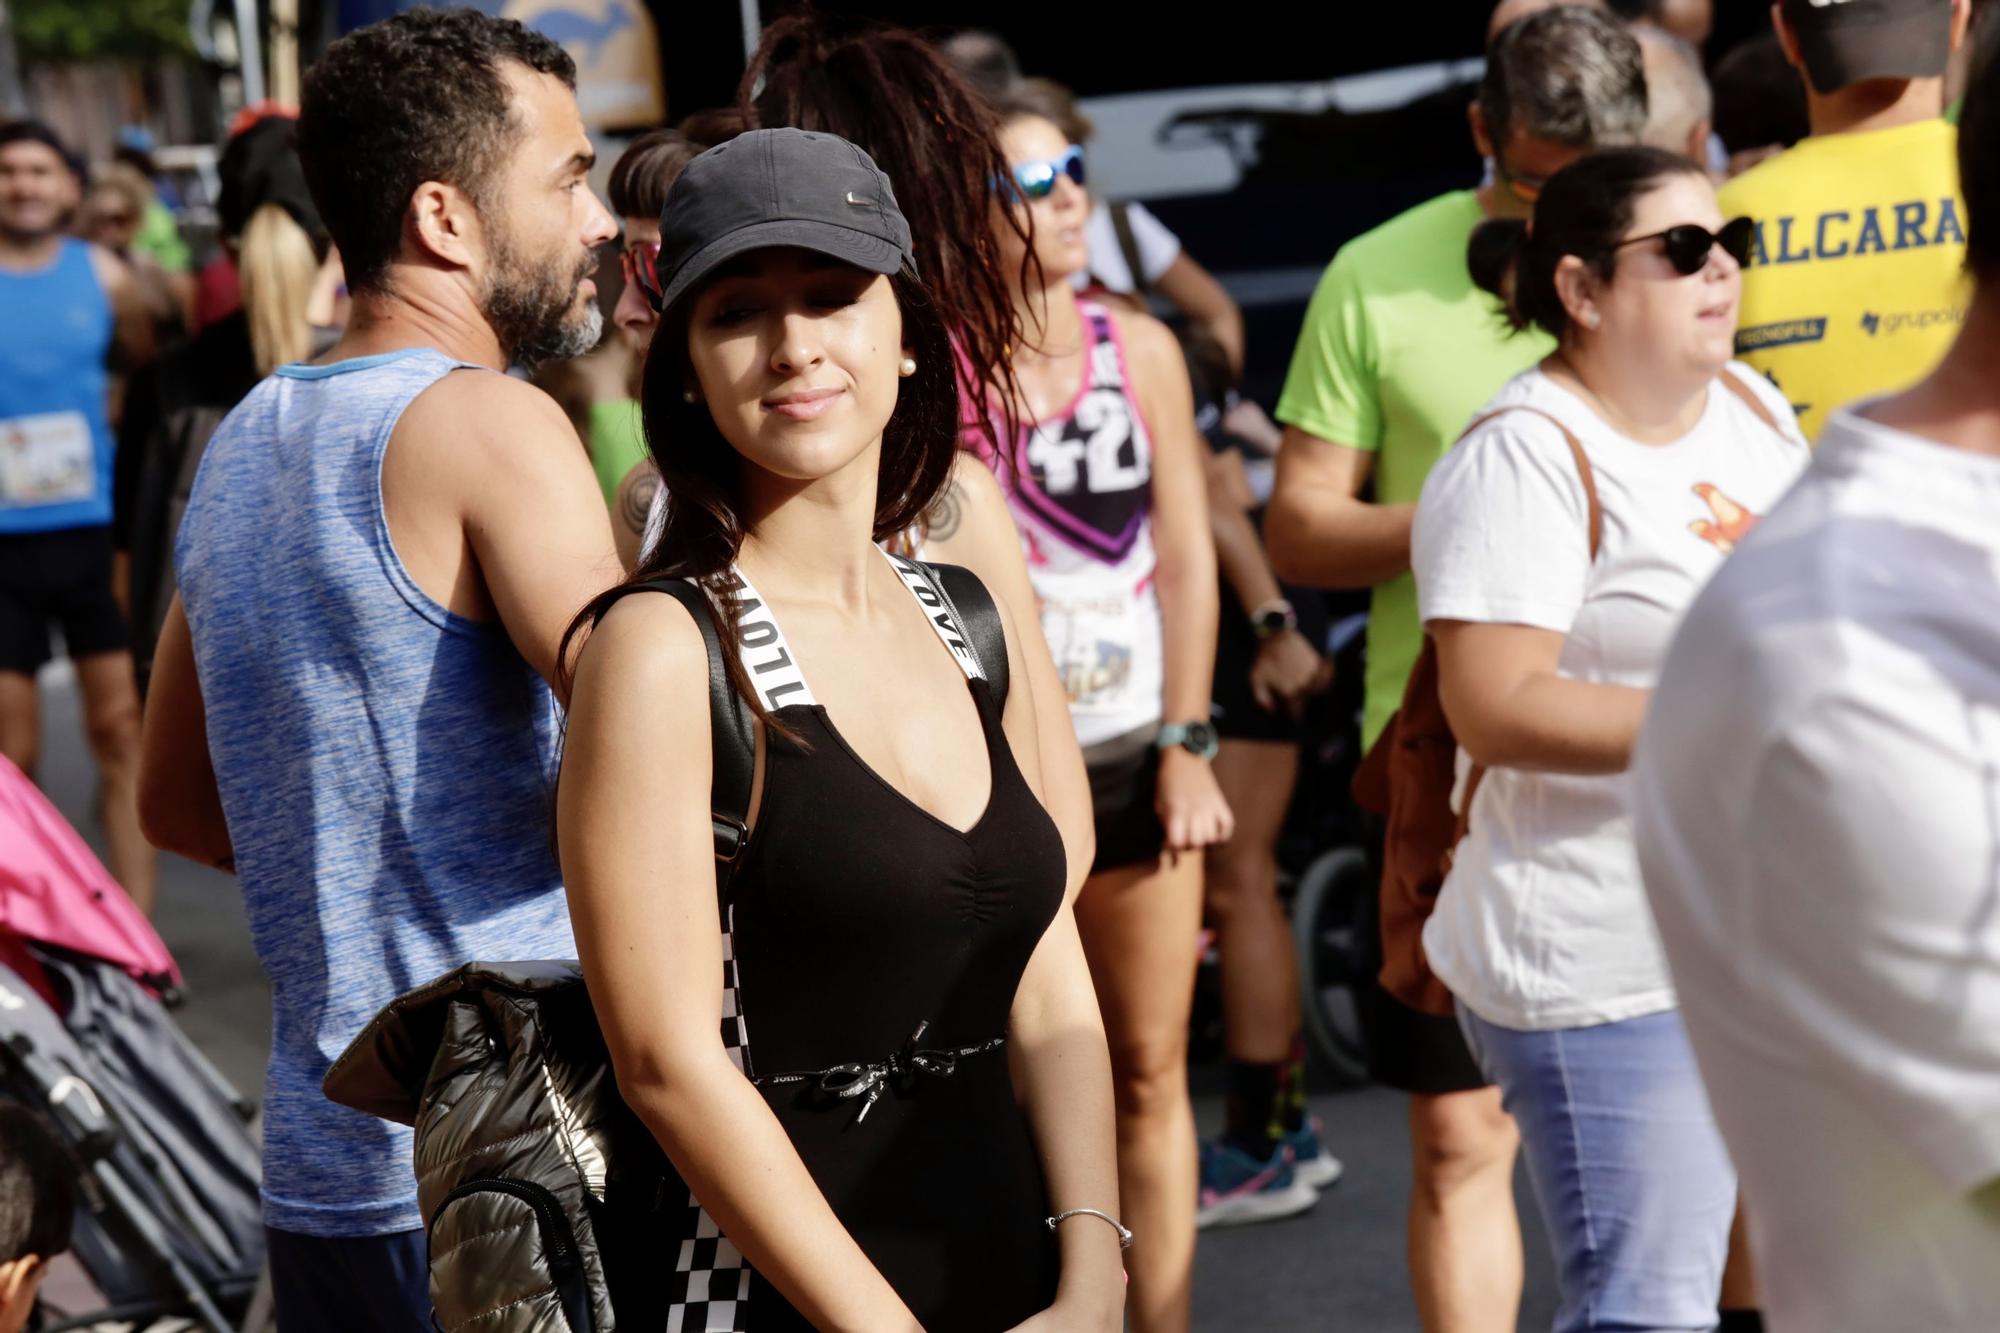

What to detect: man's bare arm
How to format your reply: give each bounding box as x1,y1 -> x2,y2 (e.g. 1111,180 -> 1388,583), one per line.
395,373 -> 623,698
138,597 -> 234,870
1152,251 -> 1245,380
1264,424 -> 1414,589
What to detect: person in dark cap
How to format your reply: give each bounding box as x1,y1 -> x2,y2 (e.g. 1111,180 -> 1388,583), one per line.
1722,0 -> 1974,441
556,126 -> 1123,1333
113,111 -> 339,696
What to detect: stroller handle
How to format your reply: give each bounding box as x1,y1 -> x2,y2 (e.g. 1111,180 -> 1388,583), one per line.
3,1032 -> 118,1161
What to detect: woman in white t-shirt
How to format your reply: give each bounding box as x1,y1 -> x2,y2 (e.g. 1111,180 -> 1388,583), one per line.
1412,146 -> 1809,1333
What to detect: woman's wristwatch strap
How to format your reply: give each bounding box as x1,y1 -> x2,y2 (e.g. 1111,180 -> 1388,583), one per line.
1156,720 -> 1220,760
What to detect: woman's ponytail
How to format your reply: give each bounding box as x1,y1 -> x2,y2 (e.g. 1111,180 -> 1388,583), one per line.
1467,217 -> 1535,333
239,203 -> 320,376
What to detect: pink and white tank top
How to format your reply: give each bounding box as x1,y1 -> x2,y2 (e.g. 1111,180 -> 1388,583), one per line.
968,302 -> 1162,747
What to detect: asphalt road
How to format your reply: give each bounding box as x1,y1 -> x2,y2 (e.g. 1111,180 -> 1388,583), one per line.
30,661 -> 1559,1332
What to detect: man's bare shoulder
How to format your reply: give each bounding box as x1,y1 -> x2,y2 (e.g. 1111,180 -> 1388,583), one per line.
403,367 -> 573,438
393,369 -> 590,477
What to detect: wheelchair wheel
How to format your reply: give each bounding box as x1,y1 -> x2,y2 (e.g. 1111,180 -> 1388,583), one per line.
1291,844 -> 1377,1087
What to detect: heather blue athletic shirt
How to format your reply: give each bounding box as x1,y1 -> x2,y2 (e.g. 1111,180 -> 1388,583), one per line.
176,348 -> 574,1236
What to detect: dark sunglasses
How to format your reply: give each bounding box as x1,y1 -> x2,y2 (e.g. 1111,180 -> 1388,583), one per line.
995,145 -> 1086,201
622,238 -> 663,311
1613,217 -> 1755,276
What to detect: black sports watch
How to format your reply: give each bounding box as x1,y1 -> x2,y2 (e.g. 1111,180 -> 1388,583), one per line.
1250,598 -> 1298,641
1156,720 -> 1220,761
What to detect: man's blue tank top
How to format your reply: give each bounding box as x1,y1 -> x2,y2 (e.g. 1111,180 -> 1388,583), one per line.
175,348 -> 575,1236
0,239 -> 115,534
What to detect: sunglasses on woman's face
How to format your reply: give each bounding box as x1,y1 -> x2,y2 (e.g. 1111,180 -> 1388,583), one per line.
1613,216 -> 1756,277
997,145 -> 1086,201
622,238 -> 664,311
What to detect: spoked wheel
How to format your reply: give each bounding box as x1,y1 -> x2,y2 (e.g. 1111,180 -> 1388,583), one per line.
1291,845 -> 1378,1087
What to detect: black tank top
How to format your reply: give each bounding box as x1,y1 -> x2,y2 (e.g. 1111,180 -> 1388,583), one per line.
672,554 -> 1066,1332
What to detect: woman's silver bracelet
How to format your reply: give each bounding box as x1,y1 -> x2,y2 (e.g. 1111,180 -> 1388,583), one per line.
1045,1207 -> 1133,1250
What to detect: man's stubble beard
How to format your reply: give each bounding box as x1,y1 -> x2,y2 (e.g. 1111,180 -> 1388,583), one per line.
480,213 -> 603,371
0,204 -> 62,249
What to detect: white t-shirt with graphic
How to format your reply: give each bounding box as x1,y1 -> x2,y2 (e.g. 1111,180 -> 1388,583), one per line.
1412,362 -> 1809,1031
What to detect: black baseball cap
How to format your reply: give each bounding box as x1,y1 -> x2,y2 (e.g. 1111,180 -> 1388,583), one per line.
1780,0 -> 1956,95
652,127 -> 915,317
218,115 -> 324,241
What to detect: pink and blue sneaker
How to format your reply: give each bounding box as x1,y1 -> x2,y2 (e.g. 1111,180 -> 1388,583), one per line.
1196,1137 -> 1319,1229
1285,1116 -> 1345,1190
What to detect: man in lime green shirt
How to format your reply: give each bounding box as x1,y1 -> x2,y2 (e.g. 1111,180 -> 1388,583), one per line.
1269,8 -> 1646,758
1721,0 -> 1972,442
1264,10 -> 1647,1333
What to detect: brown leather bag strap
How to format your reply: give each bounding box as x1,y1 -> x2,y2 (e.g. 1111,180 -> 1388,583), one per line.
1456,405 -> 1603,559
1716,366 -> 1787,439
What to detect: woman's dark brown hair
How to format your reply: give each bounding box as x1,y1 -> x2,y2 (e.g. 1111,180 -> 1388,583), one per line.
741,12 -> 1032,466
558,262 -> 961,736
1468,145 -> 1706,340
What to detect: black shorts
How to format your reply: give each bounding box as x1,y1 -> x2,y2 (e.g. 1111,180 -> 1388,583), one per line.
1085,733 -> 1166,874
1359,818 -> 1491,1096
1366,982 -> 1490,1095
0,525 -> 129,675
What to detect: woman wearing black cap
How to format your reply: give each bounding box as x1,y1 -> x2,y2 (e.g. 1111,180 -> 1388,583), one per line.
557,129 -> 1124,1333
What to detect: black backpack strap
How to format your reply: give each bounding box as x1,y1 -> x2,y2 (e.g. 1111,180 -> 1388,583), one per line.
599,579 -> 756,869
1108,199 -> 1152,300
925,562 -> 1010,711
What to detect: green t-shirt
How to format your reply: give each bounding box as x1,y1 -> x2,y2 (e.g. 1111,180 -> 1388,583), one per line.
587,398 -> 649,512
1275,190 -> 1553,750
132,199 -> 190,274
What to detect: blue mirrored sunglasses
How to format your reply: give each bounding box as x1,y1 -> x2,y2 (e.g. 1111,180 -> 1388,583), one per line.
996,145 -> 1086,201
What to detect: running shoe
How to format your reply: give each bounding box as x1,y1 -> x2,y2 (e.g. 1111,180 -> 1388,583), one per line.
1196,1137 -> 1318,1229
1284,1116 -> 1345,1191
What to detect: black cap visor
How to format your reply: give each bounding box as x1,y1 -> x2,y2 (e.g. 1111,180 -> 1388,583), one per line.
1795,14 -> 1952,94
656,217 -> 906,317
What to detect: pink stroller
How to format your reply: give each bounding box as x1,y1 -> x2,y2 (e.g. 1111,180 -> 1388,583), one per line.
0,756 -> 264,1332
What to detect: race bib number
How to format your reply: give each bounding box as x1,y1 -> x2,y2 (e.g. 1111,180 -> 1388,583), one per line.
0,412 -> 96,508
1045,591 -> 1144,712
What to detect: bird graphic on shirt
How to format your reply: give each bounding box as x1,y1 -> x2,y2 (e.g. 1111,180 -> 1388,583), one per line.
1689,484 -> 1761,554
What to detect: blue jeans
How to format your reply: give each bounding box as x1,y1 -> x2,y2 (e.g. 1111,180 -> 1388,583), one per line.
265,1226 -> 430,1332
1458,1007 -> 1735,1333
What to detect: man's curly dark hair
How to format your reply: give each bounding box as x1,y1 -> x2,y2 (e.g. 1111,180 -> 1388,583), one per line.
297,6 -> 575,293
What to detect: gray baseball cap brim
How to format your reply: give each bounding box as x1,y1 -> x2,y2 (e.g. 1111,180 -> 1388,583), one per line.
656,217 -> 906,320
